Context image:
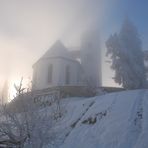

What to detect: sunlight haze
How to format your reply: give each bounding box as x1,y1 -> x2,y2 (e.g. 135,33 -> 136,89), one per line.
0,0 -> 148,98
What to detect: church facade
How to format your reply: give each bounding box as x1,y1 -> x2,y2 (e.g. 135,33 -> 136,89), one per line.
32,31 -> 102,92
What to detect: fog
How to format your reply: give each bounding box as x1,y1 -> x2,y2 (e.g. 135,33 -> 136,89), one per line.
2,0 -> 147,97
0,0 -> 116,89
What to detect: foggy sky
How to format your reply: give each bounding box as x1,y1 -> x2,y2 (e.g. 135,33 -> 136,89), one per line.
0,0 -> 147,90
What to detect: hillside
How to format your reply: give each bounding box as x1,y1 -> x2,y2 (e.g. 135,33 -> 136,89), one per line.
46,89 -> 148,148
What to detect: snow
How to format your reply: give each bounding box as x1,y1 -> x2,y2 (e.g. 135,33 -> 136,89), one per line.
45,89 -> 148,148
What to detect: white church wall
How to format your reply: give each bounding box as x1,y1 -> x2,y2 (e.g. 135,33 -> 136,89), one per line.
81,51 -> 101,87
59,58 -> 84,86
80,30 -> 102,88
32,58 -> 61,90
32,57 -> 84,90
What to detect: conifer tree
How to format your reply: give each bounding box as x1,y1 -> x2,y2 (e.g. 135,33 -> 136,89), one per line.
106,18 -> 146,89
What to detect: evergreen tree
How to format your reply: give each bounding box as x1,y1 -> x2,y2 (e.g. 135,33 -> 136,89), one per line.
106,18 -> 146,89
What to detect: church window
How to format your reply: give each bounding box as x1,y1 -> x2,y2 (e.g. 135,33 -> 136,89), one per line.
87,43 -> 92,48
65,65 -> 70,84
48,64 -> 53,83
33,70 -> 37,84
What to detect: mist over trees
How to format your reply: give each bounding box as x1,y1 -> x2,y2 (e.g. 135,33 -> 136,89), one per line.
0,79 -> 63,147
106,18 -> 146,89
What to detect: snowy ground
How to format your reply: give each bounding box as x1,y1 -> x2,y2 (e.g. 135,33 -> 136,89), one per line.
46,89 -> 148,148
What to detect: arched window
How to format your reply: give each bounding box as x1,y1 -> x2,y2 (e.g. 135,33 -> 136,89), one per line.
48,64 -> 53,83
65,65 -> 70,85
33,69 -> 37,84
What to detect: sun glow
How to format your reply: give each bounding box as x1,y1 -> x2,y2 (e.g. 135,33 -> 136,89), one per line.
9,81 -> 17,102
9,78 -> 31,102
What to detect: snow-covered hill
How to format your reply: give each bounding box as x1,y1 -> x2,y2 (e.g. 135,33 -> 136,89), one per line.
48,89 -> 148,148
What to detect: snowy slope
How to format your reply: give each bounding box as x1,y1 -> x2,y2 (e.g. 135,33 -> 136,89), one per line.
47,90 -> 148,148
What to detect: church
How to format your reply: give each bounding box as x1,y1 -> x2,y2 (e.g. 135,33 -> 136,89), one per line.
32,31 -> 102,96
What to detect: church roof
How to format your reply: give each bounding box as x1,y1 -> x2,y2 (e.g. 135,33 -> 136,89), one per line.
33,40 -> 76,67
42,40 -> 72,59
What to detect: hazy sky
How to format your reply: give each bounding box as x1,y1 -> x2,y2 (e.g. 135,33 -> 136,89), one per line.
0,0 -> 148,92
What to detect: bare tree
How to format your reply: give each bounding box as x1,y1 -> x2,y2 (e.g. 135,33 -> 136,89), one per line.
0,78 -> 55,148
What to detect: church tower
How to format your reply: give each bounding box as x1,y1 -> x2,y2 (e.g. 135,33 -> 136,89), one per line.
80,30 -> 102,88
